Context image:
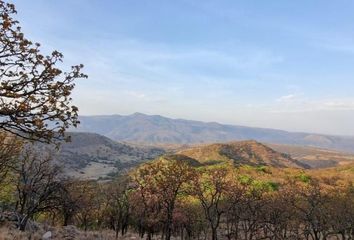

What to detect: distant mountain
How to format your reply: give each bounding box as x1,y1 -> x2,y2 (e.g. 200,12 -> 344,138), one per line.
175,140 -> 308,168
43,132 -> 165,179
74,113 -> 354,153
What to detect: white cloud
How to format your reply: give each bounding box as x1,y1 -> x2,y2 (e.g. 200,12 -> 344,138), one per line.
276,94 -> 297,102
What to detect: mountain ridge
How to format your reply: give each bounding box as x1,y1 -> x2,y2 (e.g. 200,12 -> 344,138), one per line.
80,112 -> 354,137
73,113 -> 354,153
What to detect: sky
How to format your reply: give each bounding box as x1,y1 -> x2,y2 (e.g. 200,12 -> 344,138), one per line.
10,0 -> 354,135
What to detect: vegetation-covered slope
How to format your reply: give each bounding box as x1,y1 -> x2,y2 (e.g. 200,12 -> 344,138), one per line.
40,134 -> 354,179
47,132 -> 166,179
176,140 -> 309,168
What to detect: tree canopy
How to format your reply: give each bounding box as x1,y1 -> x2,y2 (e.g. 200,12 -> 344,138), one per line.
0,1 -> 87,143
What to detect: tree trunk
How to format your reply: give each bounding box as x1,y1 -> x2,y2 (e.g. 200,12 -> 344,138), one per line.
63,213 -> 71,226
165,225 -> 172,240
116,227 -> 119,239
165,206 -> 174,240
211,227 -> 218,240
19,215 -> 29,231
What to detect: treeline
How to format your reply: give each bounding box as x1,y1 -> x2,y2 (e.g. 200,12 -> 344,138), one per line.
57,160 -> 354,240
1,142 -> 353,240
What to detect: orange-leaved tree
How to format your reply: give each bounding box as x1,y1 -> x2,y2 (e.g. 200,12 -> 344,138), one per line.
132,158 -> 195,240
0,1 -> 87,143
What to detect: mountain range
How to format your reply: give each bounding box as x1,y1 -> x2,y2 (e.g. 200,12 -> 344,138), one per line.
74,113 -> 354,153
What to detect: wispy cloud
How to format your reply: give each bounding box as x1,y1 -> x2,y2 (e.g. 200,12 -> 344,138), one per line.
89,39 -> 283,75
271,96 -> 354,113
276,94 -> 297,102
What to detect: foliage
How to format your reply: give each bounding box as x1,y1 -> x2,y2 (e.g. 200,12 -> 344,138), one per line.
297,172 -> 312,183
1,153 -> 354,239
0,131 -> 22,183
0,1 -> 87,143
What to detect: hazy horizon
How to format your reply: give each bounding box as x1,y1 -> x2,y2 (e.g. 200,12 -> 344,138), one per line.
77,112 -> 354,137
11,0 -> 354,135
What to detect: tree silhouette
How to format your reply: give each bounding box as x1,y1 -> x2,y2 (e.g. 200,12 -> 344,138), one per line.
15,149 -> 63,230
0,1 -> 87,143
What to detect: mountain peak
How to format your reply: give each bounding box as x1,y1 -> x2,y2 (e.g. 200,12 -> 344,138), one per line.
130,112 -> 148,117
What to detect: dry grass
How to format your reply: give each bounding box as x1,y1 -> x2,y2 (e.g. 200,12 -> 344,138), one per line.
0,224 -> 180,240
0,225 -> 143,240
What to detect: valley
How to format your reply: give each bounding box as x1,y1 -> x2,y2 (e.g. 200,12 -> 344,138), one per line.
52,131 -> 354,179
47,132 -> 166,179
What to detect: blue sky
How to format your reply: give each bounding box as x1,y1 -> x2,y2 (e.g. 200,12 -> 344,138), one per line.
11,0 -> 354,135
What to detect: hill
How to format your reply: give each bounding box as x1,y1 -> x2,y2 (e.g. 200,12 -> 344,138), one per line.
172,140 -> 309,168
44,132 -> 166,179
74,113 -> 354,153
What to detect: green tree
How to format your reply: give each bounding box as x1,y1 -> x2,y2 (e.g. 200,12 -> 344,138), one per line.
191,164 -> 233,240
